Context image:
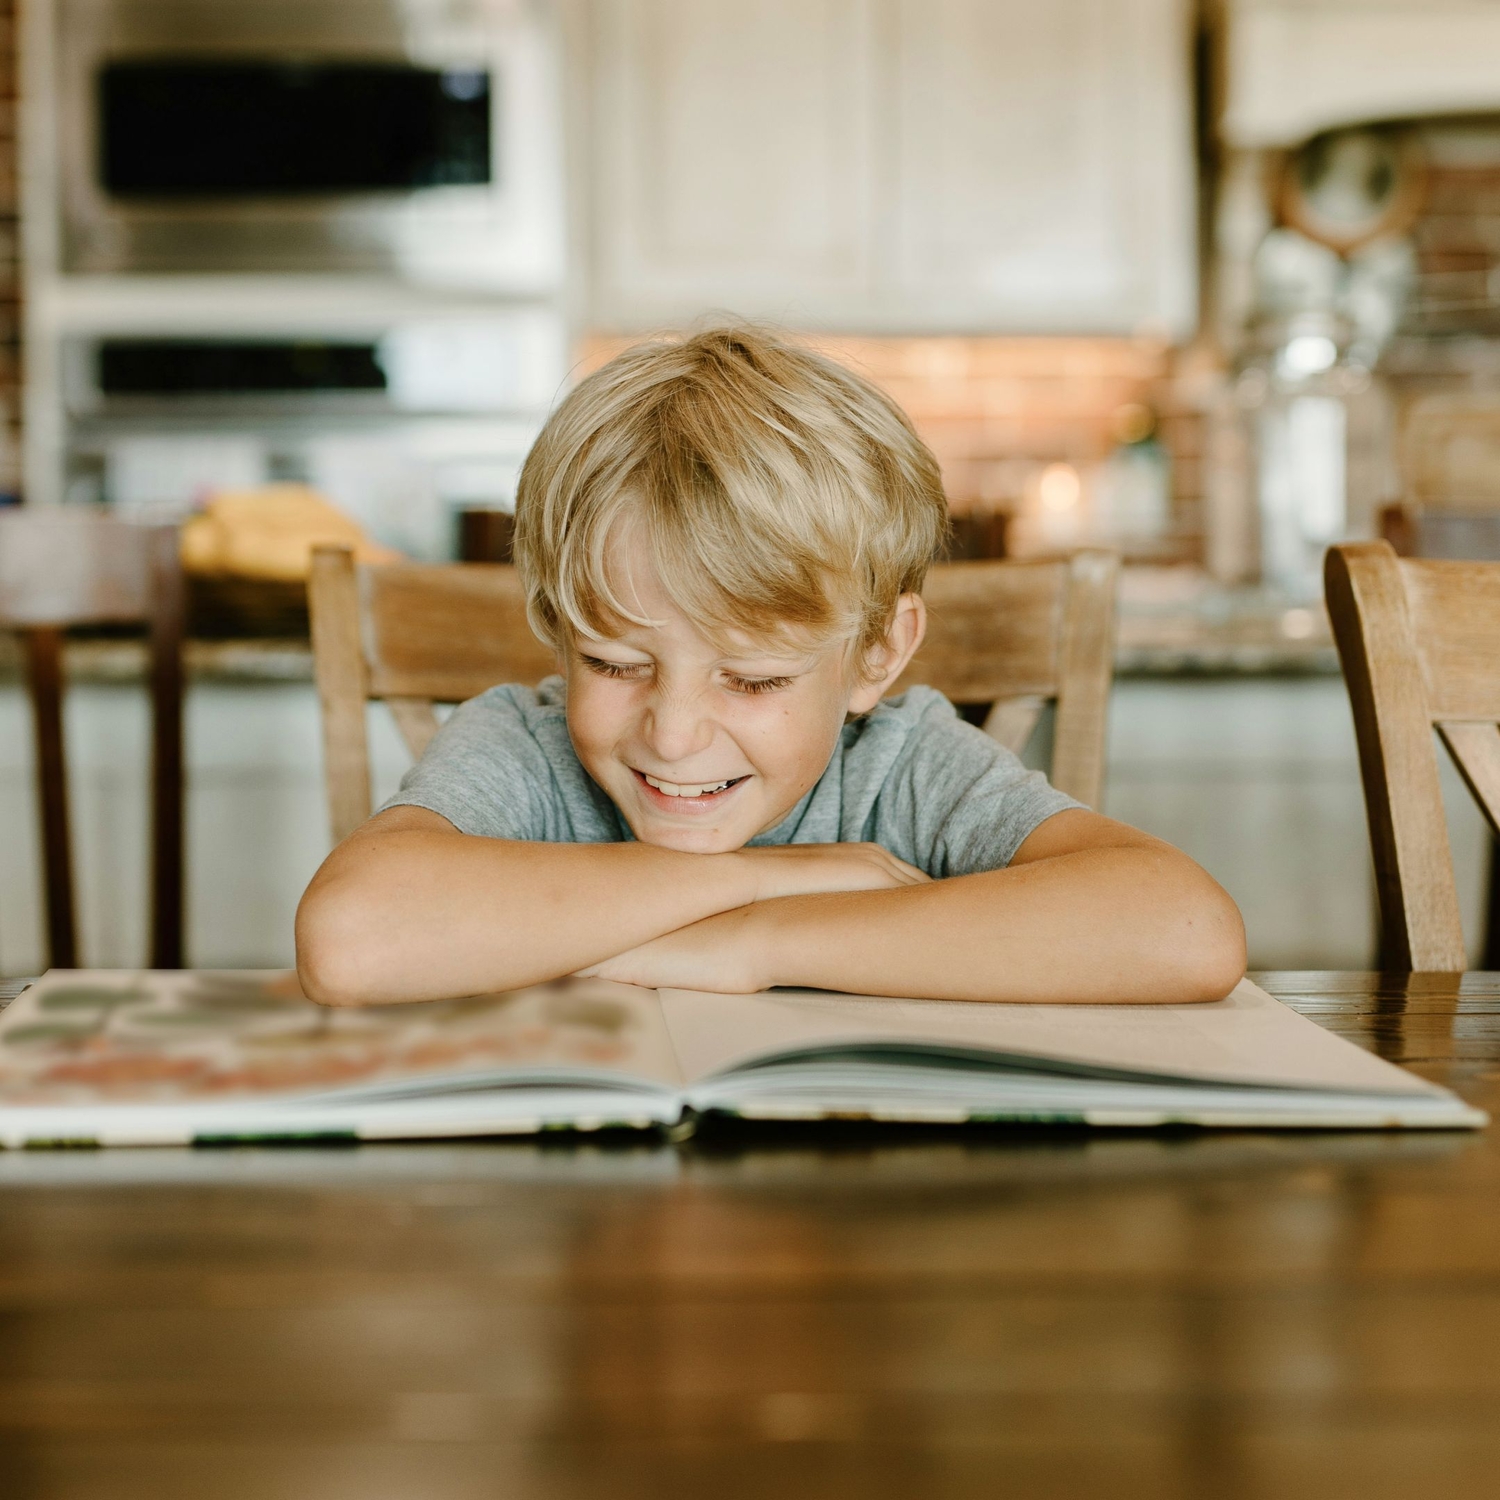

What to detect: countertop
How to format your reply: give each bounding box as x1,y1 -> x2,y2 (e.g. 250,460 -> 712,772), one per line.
0,568 -> 1340,685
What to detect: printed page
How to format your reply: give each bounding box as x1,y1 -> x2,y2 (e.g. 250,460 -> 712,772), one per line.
0,972 -> 685,1110
658,980 -> 1440,1097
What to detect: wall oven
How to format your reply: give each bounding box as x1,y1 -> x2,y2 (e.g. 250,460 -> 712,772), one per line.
50,0 -> 563,289
27,0 -> 569,521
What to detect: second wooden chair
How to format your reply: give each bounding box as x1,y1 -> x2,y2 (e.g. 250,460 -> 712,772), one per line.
1326,540 -> 1500,971
0,509 -> 185,969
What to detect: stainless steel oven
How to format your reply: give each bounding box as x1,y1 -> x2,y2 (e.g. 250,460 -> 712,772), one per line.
50,0 -> 563,289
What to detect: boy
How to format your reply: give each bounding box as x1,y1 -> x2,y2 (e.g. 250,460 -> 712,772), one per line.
297,327 -> 1245,1007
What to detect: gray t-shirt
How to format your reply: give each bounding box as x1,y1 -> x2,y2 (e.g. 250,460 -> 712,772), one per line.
382,676 -> 1080,878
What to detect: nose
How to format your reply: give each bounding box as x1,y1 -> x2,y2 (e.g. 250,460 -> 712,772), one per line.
641,680 -> 716,766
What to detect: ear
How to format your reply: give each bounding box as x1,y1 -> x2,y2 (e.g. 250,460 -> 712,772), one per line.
847,593 -> 927,714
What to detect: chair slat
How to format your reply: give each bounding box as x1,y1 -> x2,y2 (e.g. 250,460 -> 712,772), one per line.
387,698 -> 443,761
362,564 -> 557,702
1051,550 -> 1119,807
982,696 -> 1045,756
1400,559 -> 1500,720
309,548 -> 375,844
897,560 -> 1065,702
1437,721 -> 1500,839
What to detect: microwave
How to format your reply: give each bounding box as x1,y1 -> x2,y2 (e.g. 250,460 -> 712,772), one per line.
48,0 -> 564,290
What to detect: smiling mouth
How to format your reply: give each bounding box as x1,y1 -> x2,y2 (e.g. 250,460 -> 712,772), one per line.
634,769 -> 750,802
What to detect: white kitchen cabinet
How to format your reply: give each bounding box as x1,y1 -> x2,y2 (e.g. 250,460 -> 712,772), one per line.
585,0 -> 1196,335
1226,0 -> 1500,149
588,0 -> 879,324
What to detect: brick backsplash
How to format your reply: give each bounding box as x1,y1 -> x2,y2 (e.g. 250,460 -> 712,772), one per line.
1403,156 -> 1500,342
581,333 -> 1205,558
1366,122 -> 1500,518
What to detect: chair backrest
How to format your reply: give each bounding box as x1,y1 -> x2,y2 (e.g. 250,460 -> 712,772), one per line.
1325,540 -> 1500,971
0,510 -> 185,968
894,551 -> 1119,807
310,547 -> 555,842
310,545 -> 1118,845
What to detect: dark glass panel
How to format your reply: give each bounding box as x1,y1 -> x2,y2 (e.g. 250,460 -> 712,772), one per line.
100,61 -> 492,195
98,340 -> 388,394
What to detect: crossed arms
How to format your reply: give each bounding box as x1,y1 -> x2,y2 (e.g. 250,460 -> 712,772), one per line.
295,806 -> 1246,1007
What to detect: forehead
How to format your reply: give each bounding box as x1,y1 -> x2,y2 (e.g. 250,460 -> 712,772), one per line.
571,614 -> 834,665
576,512 -> 855,662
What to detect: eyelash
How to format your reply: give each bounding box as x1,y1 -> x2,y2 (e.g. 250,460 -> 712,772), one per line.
581,658 -> 793,695
581,657 -> 644,680
725,674 -> 794,695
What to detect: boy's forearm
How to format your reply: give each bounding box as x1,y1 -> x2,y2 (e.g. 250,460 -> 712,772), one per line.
297,820 -> 758,1005
744,847 -> 1246,1004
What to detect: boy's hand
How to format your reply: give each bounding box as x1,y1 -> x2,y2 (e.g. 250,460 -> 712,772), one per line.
737,843 -> 930,902
575,903 -> 769,993
574,847 -> 929,994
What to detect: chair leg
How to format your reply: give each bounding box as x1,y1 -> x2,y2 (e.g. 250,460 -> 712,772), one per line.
148,527 -> 186,969
22,627 -> 77,969
1483,834 -> 1500,972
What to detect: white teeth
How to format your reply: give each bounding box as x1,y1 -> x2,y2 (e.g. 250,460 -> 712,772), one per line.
643,774 -> 736,798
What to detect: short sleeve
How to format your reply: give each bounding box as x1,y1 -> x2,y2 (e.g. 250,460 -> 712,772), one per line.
380,686 -> 558,841
867,692 -> 1082,877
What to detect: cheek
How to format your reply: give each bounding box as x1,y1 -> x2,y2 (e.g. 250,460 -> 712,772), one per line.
565,676 -> 633,757
735,689 -> 848,783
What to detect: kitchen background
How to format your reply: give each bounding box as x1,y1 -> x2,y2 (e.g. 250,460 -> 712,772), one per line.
1,0 -> 1498,975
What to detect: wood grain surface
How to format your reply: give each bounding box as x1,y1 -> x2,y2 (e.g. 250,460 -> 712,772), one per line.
1324,543 -> 1469,970
893,551 -> 1119,807
0,972 -> 1496,1500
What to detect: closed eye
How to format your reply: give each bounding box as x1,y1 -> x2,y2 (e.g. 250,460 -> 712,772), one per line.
725,673 -> 794,695
580,655 -> 649,680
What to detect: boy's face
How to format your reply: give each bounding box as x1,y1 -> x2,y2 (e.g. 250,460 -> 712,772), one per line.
562,537 -> 915,854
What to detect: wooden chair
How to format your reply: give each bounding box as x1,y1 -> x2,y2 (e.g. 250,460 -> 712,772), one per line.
0,510 -> 185,969
310,546 -> 556,843
309,545 -> 1119,845
894,551 -> 1118,808
1325,540 -> 1500,971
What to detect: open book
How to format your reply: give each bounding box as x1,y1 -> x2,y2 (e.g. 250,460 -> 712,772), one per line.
0,970 -> 1483,1146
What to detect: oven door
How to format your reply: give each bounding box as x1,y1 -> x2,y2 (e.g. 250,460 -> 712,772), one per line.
54,0 -> 562,289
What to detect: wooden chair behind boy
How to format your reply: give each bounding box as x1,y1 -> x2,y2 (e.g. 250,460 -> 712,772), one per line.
0,509 -> 186,969
309,545 -> 1119,845
1325,540 -> 1500,971
897,550 -> 1118,808
310,547 -> 554,843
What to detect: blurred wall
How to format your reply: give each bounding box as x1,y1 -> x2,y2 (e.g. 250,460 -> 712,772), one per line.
0,0 -> 18,495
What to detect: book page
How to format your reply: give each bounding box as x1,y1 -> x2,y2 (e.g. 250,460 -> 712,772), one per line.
0,972 -> 684,1107
658,980 -> 1439,1097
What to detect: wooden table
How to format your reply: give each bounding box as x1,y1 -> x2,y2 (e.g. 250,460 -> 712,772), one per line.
0,972 -> 1497,1500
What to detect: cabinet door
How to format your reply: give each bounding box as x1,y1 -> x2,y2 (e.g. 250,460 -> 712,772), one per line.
889,0 -> 1196,335
585,0 -> 1195,335
589,0 -> 879,329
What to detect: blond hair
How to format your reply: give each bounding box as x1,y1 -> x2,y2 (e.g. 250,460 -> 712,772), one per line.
513,325 -> 947,670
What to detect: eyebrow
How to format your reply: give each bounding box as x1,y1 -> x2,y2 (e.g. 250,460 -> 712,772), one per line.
575,634 -> 819,668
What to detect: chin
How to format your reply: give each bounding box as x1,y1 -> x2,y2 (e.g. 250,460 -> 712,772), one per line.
635,821 -> 748,856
